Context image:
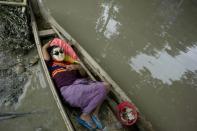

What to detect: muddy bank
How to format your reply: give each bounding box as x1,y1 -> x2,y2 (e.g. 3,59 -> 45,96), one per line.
0,5 -> 69,131
0,5 -> 34,107
0,57 -> 68,131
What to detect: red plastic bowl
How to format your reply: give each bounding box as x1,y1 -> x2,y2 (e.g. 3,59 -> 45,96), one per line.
116,101 -> 138,126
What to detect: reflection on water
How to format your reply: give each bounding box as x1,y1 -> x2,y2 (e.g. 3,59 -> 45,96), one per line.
95,1 -> 121,39
157,0 -> 183,38
129,43 -> 197,85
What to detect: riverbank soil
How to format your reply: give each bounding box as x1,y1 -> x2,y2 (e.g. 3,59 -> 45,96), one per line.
0,4 -> 68,131
0,4 -> 32,107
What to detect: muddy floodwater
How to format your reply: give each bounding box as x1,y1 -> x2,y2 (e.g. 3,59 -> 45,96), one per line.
43,0 -> 197,131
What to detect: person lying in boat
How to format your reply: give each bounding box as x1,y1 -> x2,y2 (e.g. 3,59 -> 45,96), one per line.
42,38 -> 111,130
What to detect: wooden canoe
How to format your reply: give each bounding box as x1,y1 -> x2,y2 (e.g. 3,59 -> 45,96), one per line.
29,0 -> 154,131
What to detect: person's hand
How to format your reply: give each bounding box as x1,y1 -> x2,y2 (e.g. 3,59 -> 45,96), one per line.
43,40 -> 51,49
42,40 -> 52,61
66,64 -> 81,71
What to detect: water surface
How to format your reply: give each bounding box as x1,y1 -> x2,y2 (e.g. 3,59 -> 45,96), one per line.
44,0 -> 197,130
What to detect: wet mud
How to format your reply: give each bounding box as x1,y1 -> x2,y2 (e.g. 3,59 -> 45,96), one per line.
0,5 -> 34,106
0,4 -> 69,131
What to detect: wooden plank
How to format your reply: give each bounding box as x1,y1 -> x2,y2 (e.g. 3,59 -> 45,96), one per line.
36,0 -> 154,131
38,29 -> 55,37
34,3 -> 129,131
0,0 -> 26,6
22,0 -> 27,13
29,2 -> 75,131
31,0 -> 136,131
36,0 -> 128,103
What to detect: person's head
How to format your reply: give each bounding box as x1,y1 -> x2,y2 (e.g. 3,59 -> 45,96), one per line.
49,46 -> 65,61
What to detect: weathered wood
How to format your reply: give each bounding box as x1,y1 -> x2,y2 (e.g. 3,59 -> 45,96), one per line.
29,2 -> 74,131
0,0 -> 26,6
38,29 -> 55,37
36,0 -> 154,131
37,0 -> 129,103
33,1 -> 130,130
32,4 -> 127,131
22,0 -> 27,13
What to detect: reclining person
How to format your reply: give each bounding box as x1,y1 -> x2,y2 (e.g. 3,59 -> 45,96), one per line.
42,38 -> 110,130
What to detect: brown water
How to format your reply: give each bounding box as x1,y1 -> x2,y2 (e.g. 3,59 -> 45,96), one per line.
0,53 -> 68,131
43,0 -> 197,131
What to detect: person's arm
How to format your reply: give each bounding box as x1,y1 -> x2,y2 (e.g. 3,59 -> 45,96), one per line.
66,64 -> 87,76
78,64 -> 87,77
42,41 -> 51,61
